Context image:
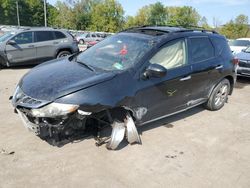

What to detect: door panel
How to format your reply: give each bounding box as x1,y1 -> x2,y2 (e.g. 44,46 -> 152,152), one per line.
188,37 -> 221,100
135,65 -> 192,123
5,31 -> 36,64
134,38 -> 192,123
34,31 -> 56,62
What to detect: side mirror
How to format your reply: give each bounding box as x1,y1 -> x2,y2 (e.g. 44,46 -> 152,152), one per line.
143,64 -> 167,79
7,40 -> 16,45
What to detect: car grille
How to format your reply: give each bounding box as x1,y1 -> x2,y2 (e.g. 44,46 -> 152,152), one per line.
12,87 -> 50,108
239,60 -> 250,68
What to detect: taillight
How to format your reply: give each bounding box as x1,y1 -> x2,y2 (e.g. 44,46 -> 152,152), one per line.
232,58 -> 239,65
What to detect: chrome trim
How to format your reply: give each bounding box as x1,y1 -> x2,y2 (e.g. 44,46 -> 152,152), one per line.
180,75 -> 191,81
12,86 -> 50,108
138,101 -> 206,126
215,65 -> 223,70
16,109 -> 40,135
125,115 -> 141,144
106,121 -> 125,150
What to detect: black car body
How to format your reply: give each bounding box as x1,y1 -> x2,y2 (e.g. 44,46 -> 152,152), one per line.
12,26 -> 237,149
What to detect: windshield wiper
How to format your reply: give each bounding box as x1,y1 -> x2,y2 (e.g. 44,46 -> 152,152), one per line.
75,59 -> 95,72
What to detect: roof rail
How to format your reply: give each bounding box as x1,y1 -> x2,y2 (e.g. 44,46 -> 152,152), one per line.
121,25 -> 218,35
174,29 -> 218,34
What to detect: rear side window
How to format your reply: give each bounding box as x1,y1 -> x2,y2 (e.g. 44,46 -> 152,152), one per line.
12,32 -> 33,44
35,31 -> 54,42
54,31 -> 66,39
211,37 -> 232,58
190,37 -> 215,63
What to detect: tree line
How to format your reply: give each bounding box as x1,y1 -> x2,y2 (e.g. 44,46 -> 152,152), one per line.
0,0 -> 249,38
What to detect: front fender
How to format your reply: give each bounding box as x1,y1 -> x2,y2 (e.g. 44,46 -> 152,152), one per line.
55,71 -> 137,113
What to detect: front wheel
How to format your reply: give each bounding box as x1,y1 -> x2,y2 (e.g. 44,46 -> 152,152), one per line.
0,57 -> 6,69
204,79 -> 230,111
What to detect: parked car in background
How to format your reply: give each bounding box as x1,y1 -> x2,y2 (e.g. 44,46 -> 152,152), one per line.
86,40 -> 99,48
76,32 -> 103,44
12,26 -> 237,149
235,46 -> 250,77
0,28 -> 79,68
229,38 -> 250,54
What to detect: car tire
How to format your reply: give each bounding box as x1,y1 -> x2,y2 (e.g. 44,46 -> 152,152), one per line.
79,39 -> 84,44
0,56 -> 5,69
204,79 -> 230,111
56,51 -> 71,58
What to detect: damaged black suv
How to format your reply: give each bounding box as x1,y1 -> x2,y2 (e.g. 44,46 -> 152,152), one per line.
12,26 -> 237,149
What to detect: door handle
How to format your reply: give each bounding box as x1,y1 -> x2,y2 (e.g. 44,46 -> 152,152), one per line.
215,65 -> 223,70
28,45 -> 34,48
180,75 -> 191,81
53,42 -> 59,44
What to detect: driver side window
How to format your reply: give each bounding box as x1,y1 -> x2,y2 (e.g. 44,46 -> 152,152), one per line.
12,32 -> 33,44
150,39 -> 187,69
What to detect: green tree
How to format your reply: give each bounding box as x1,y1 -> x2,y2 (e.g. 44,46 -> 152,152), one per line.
0,0 -> 17,25
124,16 -> 136,28
148,2 -> 166,25
133,5 -> 150,26
199,16 -> 211,29
89,0 -> 124,32
0,0 -> 58,27
54,1 -> 74,29
47,4 -> 59,27
71,0 -> 97,30
220,14 -> 249,39
167,6 -> 200,27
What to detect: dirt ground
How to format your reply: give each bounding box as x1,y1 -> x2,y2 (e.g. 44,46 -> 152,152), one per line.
0,67 -> 250,188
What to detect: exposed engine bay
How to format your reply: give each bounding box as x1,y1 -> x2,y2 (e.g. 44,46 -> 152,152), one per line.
16,107 -> 141,149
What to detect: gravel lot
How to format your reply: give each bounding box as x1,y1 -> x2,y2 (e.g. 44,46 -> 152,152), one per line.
0,67 -> 250,188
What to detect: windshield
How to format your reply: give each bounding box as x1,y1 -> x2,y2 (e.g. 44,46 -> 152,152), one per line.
0,32 -> 14,42
76,34 -> 154,71
229,40 -> 250,47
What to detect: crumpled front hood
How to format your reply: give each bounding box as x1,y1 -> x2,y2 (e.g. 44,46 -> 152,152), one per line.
19,58 -> 116,101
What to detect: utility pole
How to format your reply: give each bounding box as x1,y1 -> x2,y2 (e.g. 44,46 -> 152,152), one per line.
16,1 -> 20,27
44,0 -> 47,27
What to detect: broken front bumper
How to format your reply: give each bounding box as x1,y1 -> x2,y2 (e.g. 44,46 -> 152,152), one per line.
16,109 -> 40,135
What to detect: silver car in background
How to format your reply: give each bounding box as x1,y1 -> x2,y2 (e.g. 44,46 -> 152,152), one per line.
0,27 -> 79,68
76,32 -> 103,44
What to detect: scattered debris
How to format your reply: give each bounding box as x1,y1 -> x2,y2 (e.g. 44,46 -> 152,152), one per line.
106,114 -> 141,150
165,155 -> 177,159
106,121 -> 126,150
164,123 -> 174,128
1,149 -> 15,155
125,114 -> 141,144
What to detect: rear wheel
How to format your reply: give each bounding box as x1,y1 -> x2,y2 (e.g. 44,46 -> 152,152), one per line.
0,56 -> 6,69
56,51 -> 71,58
204,79 -> 230,111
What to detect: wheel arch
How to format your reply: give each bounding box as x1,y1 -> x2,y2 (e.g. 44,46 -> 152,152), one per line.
224,75 -> 234,95
208,75 -> 234,99
55,48 -> 73,57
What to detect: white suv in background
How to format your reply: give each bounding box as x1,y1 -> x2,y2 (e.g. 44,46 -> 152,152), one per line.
229,38 -> 250,55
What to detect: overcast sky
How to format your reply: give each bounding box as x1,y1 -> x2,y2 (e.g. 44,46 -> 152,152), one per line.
47,0 -> 250,26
